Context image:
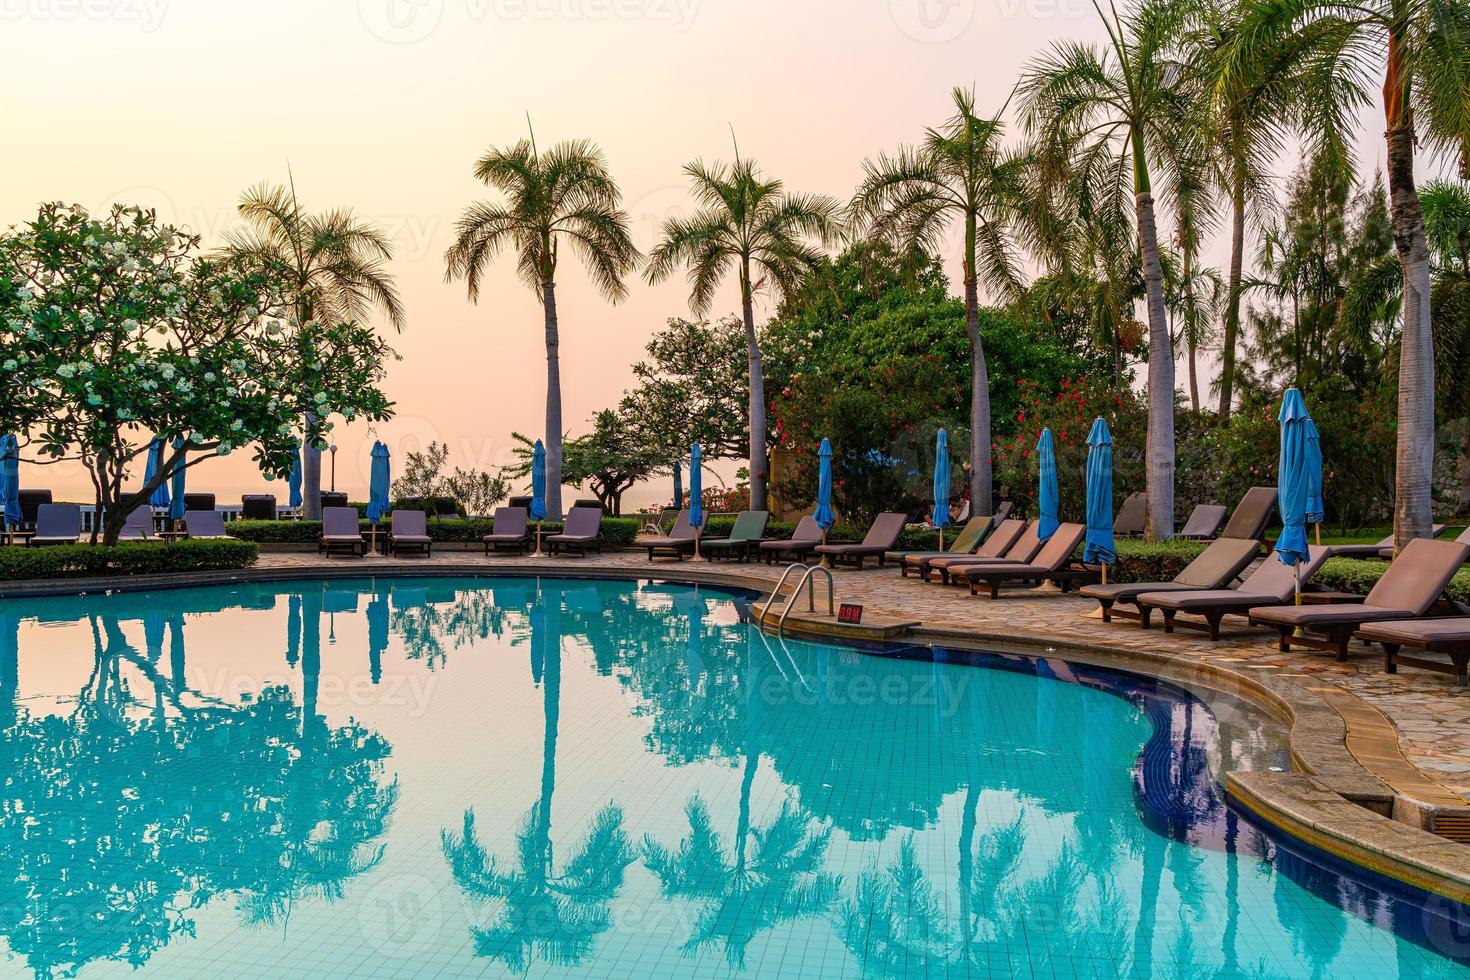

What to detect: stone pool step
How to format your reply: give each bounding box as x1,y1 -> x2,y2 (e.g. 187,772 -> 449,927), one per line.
753,604 -> 919,642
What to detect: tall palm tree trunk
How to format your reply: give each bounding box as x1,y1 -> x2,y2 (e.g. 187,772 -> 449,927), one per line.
1136,189 -> 1175,541
542,281 -> 565,521
1182,241 -> 1200,413
965,226 -> 993,516
1385,46 -> 1435,550
741,272 -> 768,512
1218,175 -> 1246,417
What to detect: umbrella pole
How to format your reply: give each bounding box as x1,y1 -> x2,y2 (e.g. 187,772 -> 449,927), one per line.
531,520 -> 545,559
1101,563 -> 1108,586
694,526 -> 702,560
1314,522 -> 1321,546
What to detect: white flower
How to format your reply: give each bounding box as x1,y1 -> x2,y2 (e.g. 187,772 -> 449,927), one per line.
1,360 -> 13,371
312,392 -> 328,404
160,364 -> 175,380
86,393 -> 102,406
203,371 -> 216,382
57,364 -> 76,379
16,287 -> 33,301
189,432 -> 205,444
230,420 -> 243,432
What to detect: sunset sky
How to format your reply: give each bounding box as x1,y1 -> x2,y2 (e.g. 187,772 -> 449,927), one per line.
2,0 -> 1412,509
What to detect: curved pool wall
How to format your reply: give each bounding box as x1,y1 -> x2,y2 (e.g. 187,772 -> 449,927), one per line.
1,574 -> 1468,978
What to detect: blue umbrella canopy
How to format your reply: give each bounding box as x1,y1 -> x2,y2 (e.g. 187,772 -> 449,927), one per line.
1276,388 -> 1313,568
673,460 -> 683,508
813,438 -> 836,531
0,434 -> 20,526
931,429 -> 951,529
529,440 -> 548,522
143,438 -> 170,509
288,444 -> 304,509
1304,417 -> 1325,525
1036,428 -> 1059,542
688,443 -> 704,529
168,437 -> 187,521
367,441 -> 392,523
1083,418 -> 1116,565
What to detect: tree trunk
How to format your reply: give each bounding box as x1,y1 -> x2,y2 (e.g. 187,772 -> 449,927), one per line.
302,413 -> 322,521
1386,77 -> 1435,551
542,280 -> 564,521
1218,174 -> 1246,417
1137,190 -> 1175,541
1456,429 -> 1470,517
741,273 -> 769,513
1182,240 -> 1199,413
964,224 -> 993,517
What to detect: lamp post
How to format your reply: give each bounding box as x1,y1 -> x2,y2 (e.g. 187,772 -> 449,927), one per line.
329,445 -> 338,493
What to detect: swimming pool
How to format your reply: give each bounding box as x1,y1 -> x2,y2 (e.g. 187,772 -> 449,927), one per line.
1,575 -> 1467,978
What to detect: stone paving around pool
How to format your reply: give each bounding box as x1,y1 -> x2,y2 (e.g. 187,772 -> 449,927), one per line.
248,547 -> 1470,804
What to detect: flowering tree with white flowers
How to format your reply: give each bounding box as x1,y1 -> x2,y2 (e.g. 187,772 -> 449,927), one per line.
0,203 -> 395,545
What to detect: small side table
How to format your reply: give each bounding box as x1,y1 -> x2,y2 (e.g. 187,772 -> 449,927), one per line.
5,530 -> 34,546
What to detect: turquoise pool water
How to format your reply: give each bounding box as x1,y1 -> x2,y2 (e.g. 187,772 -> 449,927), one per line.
1,576 -> 1467,978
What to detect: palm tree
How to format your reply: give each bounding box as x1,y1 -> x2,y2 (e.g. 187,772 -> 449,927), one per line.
1020,0 -> 1210,540
1225,0 -> 1470,549
849,88 -> 1028,514
223,181 -> 405,520
645,156 -> 840,512
445,133 -> 638,520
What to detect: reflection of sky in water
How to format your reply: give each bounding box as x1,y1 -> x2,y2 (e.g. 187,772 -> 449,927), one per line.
0,578 -> 1467,978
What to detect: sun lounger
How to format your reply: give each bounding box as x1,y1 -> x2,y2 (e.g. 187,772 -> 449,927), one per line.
1218,486 -> 1277,544
242,494 -> 277,521
1080,536 -> 1262,624
954,523 -> 1090,598
635,509 -> 696,560
759,516 -> 826,564
183,492 -> 216,512
1114,492 -> 1147,537
1363,618 -> 1470,686
886,515 -> 992,567
27,503 -> 81,546
545,506 -> 603,557
1135,545 -> 1331,640
1368,525 -> 1456,559
116,505 -> 155,541
925,520 -> 1043,583
702,510 -> 771,562
1248,539 -> 1470,659
482,506 -> 531,555
1178,504 -> 1228,540
909,517 -> 1027,580
388,510 -> 433,557
318,506 -> 365,557
813,513 -> 908,570
1320,525 -> 1447,559
18,489 -> 51,526
184,509 -> 230,539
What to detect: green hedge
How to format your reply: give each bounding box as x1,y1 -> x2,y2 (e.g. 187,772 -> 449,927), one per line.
227,516 -> 644,548
0,539 -> 258,581
1315,557 -> 1470,604
1107,539 -> 1209,583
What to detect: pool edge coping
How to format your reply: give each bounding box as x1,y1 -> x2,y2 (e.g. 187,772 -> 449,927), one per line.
4,558 -> 1469,905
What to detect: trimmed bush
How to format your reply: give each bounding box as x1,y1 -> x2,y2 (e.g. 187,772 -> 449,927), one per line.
0,539 -> 258,581
1315,557 -> 1470,604
227,516 -> 644,548
1108,539 -> 1209,583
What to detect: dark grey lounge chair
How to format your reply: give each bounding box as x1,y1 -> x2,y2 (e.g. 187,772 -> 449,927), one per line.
635,509 -> 696,560
813,512 -> 908,570
116,505 -> 155,541
242,494 -> 277,521
886,515 -> 992,567
184,509 -> 230,539
925,520 -> 1043,583
389,510 -> 433,557
1080,536 -> 1263,624
1114,492 -> 1147,537
1218,487 -> 1277,544
702,510 -> 771,562
1366,618 -> 1470,686
1136,545 -> 1331,640
183,492 -> 216,512
911,518 -> 1027,581
759,516 -> 825,564
955,523 -> 1091,598
1249,539 -> 1470,659
545,506 -> 603,557
1366,525 -> 1452,560
18,489 -> 52,526
318,506 -> 365,557
482,506 -> 531,555
28,503 -> 81,546
1178,504 -> 1229,540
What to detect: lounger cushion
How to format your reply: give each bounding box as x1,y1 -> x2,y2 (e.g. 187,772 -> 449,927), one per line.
1357,619 -> 1470,648
1140,589 -> 1285,610
1079,581 -> 1197,602
1250,604 -> 1415,628
392,534 -> 432,543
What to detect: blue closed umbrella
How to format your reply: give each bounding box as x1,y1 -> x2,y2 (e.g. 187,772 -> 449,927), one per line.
367,441 -> 392,522
0,434 -> 20,527
529,440 -> 548,522
813,438 -> 836,535
1304,417 -> 1325,537
673,461 -> 683,508
1276,389 -> 1313,591
688,443 -> 704,530
143,438 -> 170,509
1036,428 -> 1059,543
168,437 -> 187,522
931,430 -> 951,547
288,444 -> 304,509
1083,418 -> 1116,570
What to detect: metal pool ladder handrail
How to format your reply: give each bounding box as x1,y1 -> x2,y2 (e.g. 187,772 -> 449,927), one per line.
777,564 -> 834,639
759,563 -> 811,620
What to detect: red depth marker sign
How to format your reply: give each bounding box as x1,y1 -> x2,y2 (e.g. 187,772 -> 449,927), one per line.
837,604 -> 864,624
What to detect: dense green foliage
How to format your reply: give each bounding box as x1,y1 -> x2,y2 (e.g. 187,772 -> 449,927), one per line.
225,517 -> 644,547
0,540 -> 258,581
